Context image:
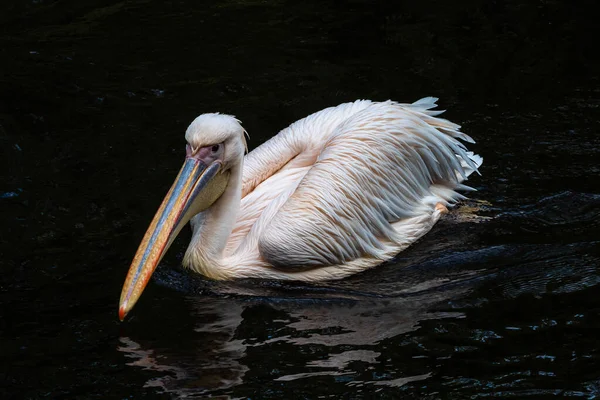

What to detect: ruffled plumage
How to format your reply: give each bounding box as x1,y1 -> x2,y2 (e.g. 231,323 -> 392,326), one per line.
184,98 -> 482,280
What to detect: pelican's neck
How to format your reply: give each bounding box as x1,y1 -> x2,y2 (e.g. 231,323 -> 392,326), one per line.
183,163 -> 242,279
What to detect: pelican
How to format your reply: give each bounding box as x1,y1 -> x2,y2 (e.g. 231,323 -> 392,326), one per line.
119,97 -> 482,320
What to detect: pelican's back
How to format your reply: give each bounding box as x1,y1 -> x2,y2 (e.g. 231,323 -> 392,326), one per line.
227,98 -> 481,280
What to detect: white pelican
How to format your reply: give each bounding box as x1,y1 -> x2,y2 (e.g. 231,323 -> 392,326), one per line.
119,97 -> 482,320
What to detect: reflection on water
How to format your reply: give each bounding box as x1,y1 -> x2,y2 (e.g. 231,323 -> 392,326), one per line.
119,337 -> 189,392
118,289 -> 465,397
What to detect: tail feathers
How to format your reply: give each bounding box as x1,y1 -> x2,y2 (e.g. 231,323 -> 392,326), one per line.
403,97 -> 447,116
411,96 -> 439,109
453,151 -> 483,188
399,97 -> 483,184
464,151 -> 483,176
426,185 -> 467,206
405,97 -> 476,144
451,130 -> 476,144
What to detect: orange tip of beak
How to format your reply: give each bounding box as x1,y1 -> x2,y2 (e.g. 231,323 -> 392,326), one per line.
118,305 -> 127,322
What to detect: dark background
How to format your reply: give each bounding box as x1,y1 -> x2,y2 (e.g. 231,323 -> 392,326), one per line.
1,0 -> 599,398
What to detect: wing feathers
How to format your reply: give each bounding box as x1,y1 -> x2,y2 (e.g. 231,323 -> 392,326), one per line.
254,99 -> 481,270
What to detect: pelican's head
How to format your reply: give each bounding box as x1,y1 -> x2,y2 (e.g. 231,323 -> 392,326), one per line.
119,114 -> 246,321
185,113 -> 248,170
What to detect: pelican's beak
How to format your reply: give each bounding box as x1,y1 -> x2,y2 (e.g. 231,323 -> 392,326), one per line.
119,154 -> 229,321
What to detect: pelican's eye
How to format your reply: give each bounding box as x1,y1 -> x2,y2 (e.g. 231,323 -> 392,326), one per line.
211,144 -> 221,153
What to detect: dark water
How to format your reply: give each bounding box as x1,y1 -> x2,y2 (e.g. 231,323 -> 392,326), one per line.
2,0 -> 599,398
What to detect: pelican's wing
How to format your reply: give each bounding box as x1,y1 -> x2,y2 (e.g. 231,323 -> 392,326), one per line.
225,100 -> 377,255
255,99 -> 481,271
